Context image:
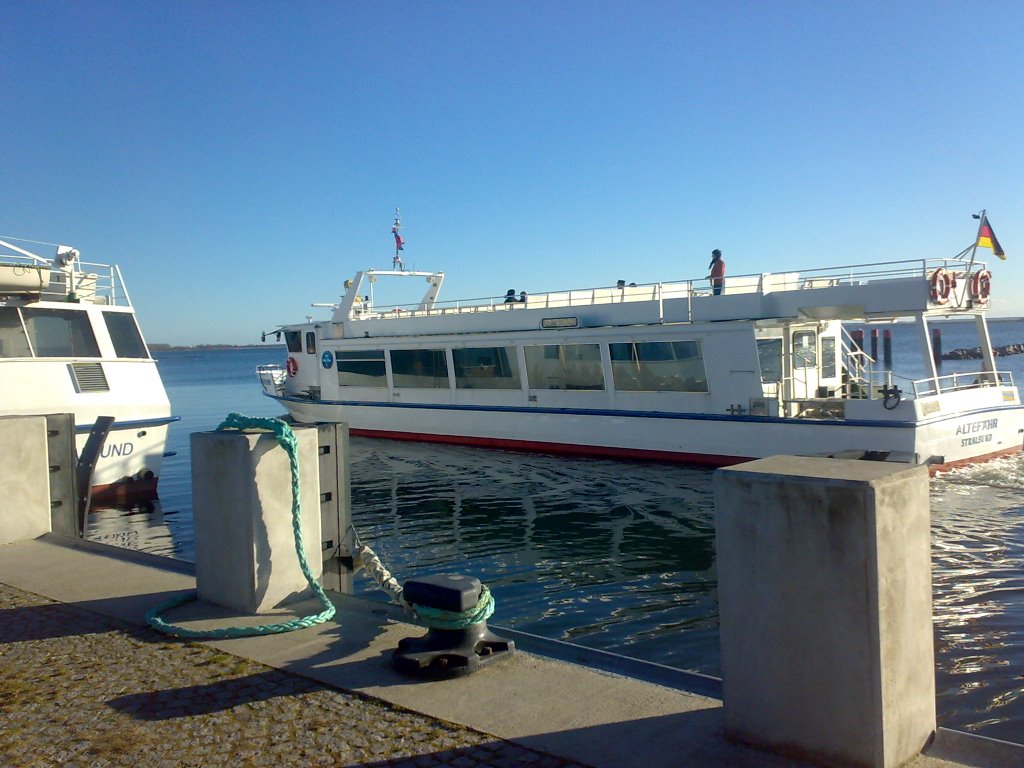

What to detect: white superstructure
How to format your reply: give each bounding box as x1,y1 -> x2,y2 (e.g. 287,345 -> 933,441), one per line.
0,237 -> 174,501
258,237 -> 1022,472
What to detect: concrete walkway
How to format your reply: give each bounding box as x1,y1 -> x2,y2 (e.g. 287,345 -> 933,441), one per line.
0,535 -> 1019,768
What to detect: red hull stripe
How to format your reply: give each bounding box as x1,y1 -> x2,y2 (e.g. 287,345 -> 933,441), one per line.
349,429 -> 1023,476
928,443 -> 1022,473
349,428 -> 751,467
90,476 -> 159,505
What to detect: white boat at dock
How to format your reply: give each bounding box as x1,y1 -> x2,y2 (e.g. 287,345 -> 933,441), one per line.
0,237 -> 175,502
258,222 -> 1023,472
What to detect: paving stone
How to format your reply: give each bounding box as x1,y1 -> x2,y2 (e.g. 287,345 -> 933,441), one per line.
0,582 -> 591,768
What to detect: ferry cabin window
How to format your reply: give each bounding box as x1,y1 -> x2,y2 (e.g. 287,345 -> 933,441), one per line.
102,311 -> 149,359
821,336 -> 837,378
453,347 -> 521,389
0,308 -> 32,358
20,308 -> 101,358
284,331 -> 302,353
609,340 -> 709,392
336,350 -> 386,387
792,331 -> 817,369
390,348 -> 450,388
305,332 -> 316,354
757,338 -> 783,383
524,344 -> 604,390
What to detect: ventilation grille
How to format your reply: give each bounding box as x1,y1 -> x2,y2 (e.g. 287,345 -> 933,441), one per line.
68,362 -> 109,393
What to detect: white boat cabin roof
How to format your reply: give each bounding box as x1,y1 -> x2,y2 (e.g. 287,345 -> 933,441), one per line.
315,258 -> 993,339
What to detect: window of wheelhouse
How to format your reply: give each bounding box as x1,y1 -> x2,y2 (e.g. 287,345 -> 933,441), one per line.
524,343 -> 604,390
609,340 -> 708,392
0,307 -> 32,358
20,308 -> 100,357
336,350 -> 386,386
103,311 -> 149,359
757,338 -> 783,383
453,346 -> 521,389
390,348 -> 449,388
792,330 -> 817,369
305,332 -> 316,354
284,331 -> 302,353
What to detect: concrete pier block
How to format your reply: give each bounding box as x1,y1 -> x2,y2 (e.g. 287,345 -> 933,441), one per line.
315,422 -> 353,594
0,416 -> 52,543
191,426 -> 322,614
714,456 -> 935,768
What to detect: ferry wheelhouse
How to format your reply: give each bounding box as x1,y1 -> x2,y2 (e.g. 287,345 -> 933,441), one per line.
259,245 -> 1022,471
0,237 -> 174,501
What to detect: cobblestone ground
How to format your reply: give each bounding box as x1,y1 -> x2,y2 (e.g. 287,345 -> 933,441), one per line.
0,583 -> 590,768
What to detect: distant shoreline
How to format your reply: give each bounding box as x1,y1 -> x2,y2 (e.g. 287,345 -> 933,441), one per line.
149,343 -> 285,351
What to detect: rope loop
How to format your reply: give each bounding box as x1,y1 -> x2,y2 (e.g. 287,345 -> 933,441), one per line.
352,538 -> 496,629
146,414 -> 336,639
409,585 -> 495,630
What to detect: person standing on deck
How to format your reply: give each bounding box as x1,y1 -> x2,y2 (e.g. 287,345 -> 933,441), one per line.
708,249 -> 726,295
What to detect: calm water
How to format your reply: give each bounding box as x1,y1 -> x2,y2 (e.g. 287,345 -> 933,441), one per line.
89,322 -> 1024,743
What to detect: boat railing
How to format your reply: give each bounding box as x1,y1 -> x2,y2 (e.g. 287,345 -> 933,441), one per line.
1,250 -> 130,307
911,370 -> 1013,398
49,260 -> 131,307
348,257 -> 977,321
840,325 -> 875,396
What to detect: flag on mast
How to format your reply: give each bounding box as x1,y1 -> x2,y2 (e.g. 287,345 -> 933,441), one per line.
391,209 -> 405,270
977,214 -> 1005,260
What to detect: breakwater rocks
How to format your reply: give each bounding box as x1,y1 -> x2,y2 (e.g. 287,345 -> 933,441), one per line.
942,343 -> 1024,360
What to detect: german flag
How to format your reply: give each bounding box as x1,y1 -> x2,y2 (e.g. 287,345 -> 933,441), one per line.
977,215 -> 1005,260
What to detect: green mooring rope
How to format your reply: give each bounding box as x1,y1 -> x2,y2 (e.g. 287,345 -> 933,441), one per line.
145,413 -> 336,639
412,585 -> 495,630
349,536 -> 496,630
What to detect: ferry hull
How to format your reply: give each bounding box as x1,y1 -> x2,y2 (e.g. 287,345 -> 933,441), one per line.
269,396 -> 1024,471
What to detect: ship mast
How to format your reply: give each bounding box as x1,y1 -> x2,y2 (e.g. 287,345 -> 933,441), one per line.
391,208 -> 405,271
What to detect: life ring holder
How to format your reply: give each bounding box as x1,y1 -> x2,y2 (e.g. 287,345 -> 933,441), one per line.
929,268 -> 951,305
970,269 -> 991,304
286,356 -> 299,377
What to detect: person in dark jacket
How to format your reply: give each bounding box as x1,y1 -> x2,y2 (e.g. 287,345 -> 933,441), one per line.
707,249 -> 726,295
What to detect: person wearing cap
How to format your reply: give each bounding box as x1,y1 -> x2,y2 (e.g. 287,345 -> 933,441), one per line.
707,249 -> 726,295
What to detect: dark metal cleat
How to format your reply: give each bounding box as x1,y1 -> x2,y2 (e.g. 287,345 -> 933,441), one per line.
393,574 -> 515,677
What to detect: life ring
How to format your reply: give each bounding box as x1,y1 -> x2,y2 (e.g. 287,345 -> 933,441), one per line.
286,356 -> 298,377
970,269 -> 991,303
929,268 -> 950,305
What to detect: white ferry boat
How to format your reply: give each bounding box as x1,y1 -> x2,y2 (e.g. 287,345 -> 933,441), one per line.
258,228 -> 1022,472
0,237 -> 175,502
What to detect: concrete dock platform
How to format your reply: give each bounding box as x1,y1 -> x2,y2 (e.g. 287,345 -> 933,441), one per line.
1,534 -> 1020,768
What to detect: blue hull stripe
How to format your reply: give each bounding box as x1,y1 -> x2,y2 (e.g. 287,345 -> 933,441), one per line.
270,393 -> 1024,430
268,394 -> 932,430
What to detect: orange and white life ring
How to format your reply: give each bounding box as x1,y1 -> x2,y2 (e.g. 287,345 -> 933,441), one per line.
286,356 -> 298,377
929,268 -> 951,305
970,269 -> 991,303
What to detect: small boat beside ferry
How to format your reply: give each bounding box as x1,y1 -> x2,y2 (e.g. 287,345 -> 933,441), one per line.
258,213 -> 1023,471
0,237 -> 175,502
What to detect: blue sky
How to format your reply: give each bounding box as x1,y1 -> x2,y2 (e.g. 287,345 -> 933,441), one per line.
3,1 -> 1022,345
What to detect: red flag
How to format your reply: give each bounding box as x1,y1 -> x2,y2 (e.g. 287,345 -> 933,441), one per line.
392,228 -> 404,251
